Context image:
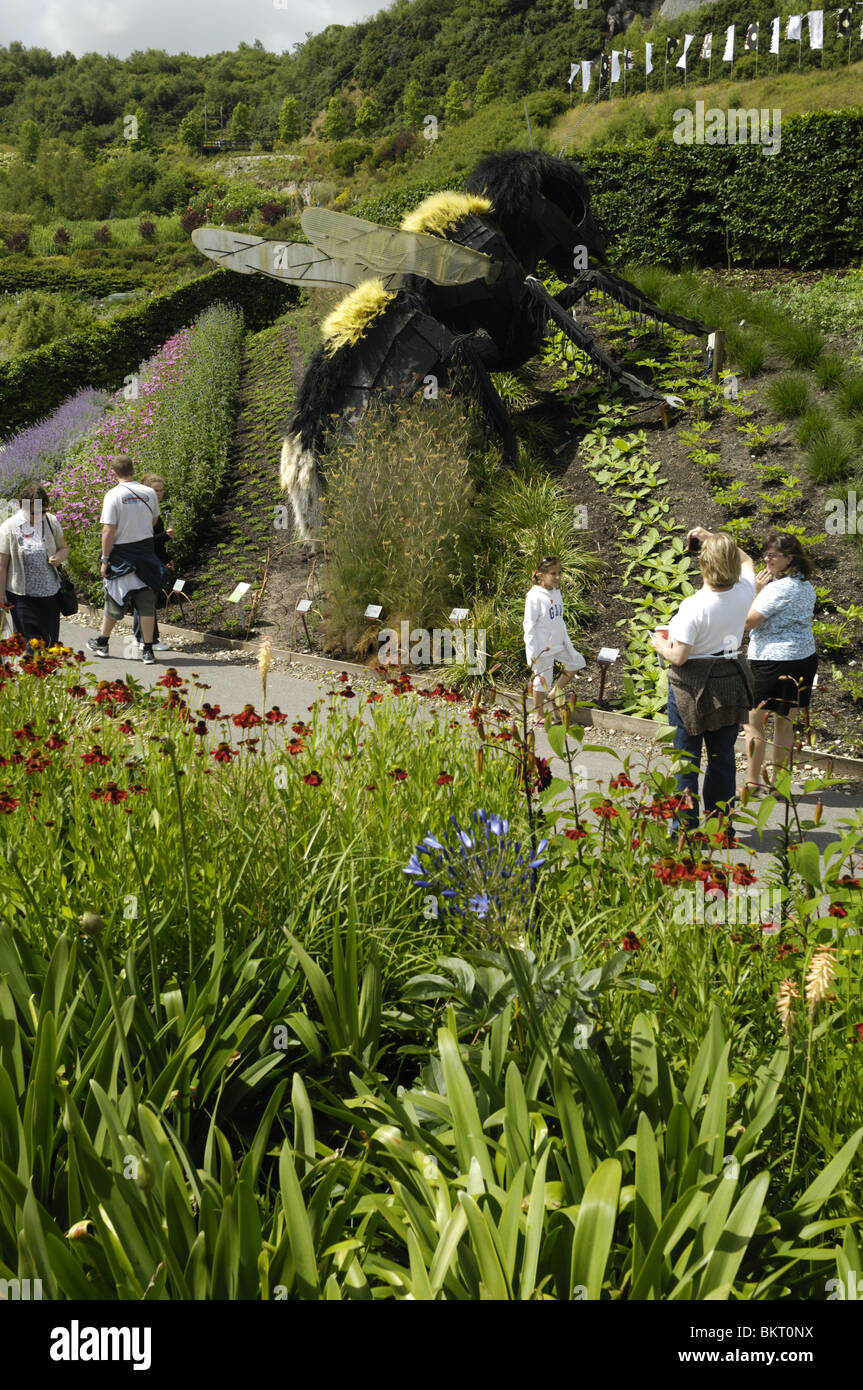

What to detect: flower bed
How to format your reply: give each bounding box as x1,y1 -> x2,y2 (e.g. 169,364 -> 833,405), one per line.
0,387 -> 109,495
0,639 -> 860,1299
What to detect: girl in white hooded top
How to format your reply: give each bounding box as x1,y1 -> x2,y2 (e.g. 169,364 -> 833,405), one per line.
523,556 -> 586,726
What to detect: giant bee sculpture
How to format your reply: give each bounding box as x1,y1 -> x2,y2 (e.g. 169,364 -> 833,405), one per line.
192,150 -> 711,543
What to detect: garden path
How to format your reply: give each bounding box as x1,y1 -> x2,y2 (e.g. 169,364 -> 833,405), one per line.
63,616 -> 863,887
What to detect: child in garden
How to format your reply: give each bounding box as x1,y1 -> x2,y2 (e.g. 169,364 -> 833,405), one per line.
523,556 -> 586,726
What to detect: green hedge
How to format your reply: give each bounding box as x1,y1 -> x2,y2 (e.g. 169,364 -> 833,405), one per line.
357,111 -> 863,269
581,110 -> 863,269
0,259 -> 143,296
0,271 -> 296,438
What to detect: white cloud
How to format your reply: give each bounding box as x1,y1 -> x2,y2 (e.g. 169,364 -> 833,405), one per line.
12,0 -> 381,58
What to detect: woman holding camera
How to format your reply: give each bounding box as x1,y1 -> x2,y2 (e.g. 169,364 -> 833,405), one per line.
650,528 -> 755,825
743,532 -> 817,792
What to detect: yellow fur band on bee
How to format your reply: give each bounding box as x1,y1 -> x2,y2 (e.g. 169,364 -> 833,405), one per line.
321,279 -> 397,355
400,192 -> 493,236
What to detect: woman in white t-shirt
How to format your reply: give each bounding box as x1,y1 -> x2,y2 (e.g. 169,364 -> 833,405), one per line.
650,528 -> 755,826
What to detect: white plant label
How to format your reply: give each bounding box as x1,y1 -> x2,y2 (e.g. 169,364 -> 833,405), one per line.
227,583 -> 251,603
449,607 -> 469,623
172,578 -> 185,592
296,599 -> 312,613
597,647 -> 620,664
364,604 -> 383,620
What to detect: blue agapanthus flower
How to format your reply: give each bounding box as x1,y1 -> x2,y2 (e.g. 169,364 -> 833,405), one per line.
404,808 -> 547,941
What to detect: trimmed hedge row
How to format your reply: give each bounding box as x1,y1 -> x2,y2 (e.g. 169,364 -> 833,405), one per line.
581,111 -> 863,270
358,111 -> 863,270
0,259 -> 143,296
0,271 -> 296,439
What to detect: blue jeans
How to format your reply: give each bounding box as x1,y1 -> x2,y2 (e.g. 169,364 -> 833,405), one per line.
667,682 -> 739,824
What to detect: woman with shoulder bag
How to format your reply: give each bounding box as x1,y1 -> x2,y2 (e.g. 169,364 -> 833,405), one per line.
0,483 -> 69,647
651,528 -> 756,828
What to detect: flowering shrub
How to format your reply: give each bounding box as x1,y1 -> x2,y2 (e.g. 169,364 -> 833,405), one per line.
0,387 -> 108,490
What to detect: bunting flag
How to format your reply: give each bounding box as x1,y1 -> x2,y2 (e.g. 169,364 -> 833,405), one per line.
676,33 -> 695,67
611,49 -> 621,81
568,62 -> 579,85
624,49 -> 634,70
666,35 -> 680,61
700,32 -> 712,59
723,24 -> 736,60
837,7 -> 852,36
770,16 -> 781,52
581,59 -> 592,93
807,9 -> 824,47
745,21 -> 759,49
786,14 -> 803,39
645,40 -> 653,73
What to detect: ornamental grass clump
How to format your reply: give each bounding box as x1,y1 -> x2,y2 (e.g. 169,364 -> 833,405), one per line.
404,808 -> 547,945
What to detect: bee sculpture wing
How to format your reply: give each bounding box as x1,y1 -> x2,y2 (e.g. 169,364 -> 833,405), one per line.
300,209 -> 504,287
190,226 -> 404,291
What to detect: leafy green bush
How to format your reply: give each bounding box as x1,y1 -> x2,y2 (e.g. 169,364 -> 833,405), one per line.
803,424 -> 858,483
0,289 -> 97,357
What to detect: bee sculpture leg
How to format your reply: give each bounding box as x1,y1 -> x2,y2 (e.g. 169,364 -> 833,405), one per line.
557,267 -> 711,338
446,331 -> 518,465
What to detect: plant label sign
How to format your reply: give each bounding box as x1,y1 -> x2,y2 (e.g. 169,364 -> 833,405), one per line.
227,583 -> 251,603
171,578 -> 185,592
364,604 -> 382,620
597,647 -> 619,664
449,607 -> 470,623
296,599 -> 312,613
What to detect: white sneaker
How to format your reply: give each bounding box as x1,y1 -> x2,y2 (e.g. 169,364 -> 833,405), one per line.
153,641 -> 172,651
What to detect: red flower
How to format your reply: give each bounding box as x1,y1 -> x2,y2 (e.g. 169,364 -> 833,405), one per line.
437,773 -> 454,785
828,903 -> 848,918
291,720 -> 311,736
265,707 -> 288,723
67,684 -> 86,698
232,705 -> 263,728
118,721 -> 135,735
632,836 -> 641,848
304,771 -> 323,786
157,668 -> 184,689
13,724 -> 37,741
338,672 -> 349,682
212,743 -> 237,763
367,693 -> 384,704
24,756 -> 50,774
44,735 -> 67,750
365,783 -> 377,791
776,942 -> 799,960
622,931 -> 643,952
200,703 -> 222,720
287,738 -> 305,755
81,745 -> 110,766
565,827 -> 588,842
593,801 -> 619,820
128,783 -> 146,795
389,768 -> 408,781
856,1024 -> 863,1043
610,774 -> 635,789
0,792 -> 20,813
732,865 -> 757,886
192,721 -> 207,736
838,876 -> 861,889
101,782 -> 128,804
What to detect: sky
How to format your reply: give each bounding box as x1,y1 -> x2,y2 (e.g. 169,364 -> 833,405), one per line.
3,0 -> 384,59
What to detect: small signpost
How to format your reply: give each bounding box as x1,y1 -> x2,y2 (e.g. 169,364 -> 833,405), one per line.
296,597 -> 313,651
596,647 -> 619,703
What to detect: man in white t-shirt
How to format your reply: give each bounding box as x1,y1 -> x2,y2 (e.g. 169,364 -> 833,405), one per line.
86,455 -> 164,665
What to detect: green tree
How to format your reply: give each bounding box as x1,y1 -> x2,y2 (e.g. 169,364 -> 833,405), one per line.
125,106 -> 150,145
474,66 -> 500,109
506,49 -> 535,98
78,124 -> 98,162
19,119 -> 41,161
322,96 -> 349,141
403,78 -> 425,129
230,101 -> 253,143
354,95 -> 381,137
178,110 -> 204,152
444,79 -> 468,125
277,95 -> 300,144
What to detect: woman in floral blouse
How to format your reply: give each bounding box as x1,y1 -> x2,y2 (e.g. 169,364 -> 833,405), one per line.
0,483 -> 68,646
743,532 -> 817,792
